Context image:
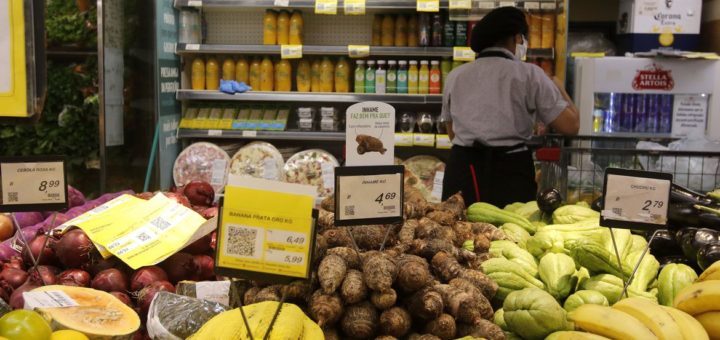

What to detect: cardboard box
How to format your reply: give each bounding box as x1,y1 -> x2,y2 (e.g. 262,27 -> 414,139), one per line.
618,0 -> 703,52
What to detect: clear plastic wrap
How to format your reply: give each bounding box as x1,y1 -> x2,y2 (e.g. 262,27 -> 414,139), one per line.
146,291 -> 228,340
283,149 -> 339,197
230,142 -> 285,181
173,142 -> 231,194
403,155 -> 446,203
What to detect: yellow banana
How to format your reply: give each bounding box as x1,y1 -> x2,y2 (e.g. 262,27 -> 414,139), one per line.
568,304 -> 658,340
673,280 -> 720,315
695,311 -> 720,340
661,306 -> 709,340
612,297 -> 683,340
301,316 -> 324,339
545,331 -> 612,340
699,261 -> 720,281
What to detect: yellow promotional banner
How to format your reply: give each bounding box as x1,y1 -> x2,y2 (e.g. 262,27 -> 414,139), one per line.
217,185 -> 315,279
0,0 -> 28,117
60,194 -> 208,269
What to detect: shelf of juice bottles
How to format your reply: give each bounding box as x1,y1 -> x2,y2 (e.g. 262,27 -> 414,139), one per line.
174,0 -> 558,10
176,89 -> 444,104
175,43 -> 556,59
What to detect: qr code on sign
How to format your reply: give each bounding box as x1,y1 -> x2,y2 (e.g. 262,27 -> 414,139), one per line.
612,208 -> 623,216
226,225 -> 261,258
7,192 -> 18,203
344,205 -> 355,216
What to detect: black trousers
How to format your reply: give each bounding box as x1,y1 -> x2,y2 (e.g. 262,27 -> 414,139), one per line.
442,144 -> 537,208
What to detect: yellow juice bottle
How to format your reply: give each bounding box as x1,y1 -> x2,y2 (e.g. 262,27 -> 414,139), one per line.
275,59 -> 292,91
249,58 -> 262,89
222,57 -> 235,81
263,10 -> 278,45
289,10 -> 304,45
296,59 -> 311,92
320,57 -> 335,92
381,15 -> 395,47
235,57 -> 249,83
191,57 -> 205,90
334,57 -> 350,93
205,57 -> 220,90
407,15 -> 419,47
395,15 -> 408,47
277,10 -> 290,45
418,60 -> 429,94
260,57 -> 275,91
311,59 -> 322,92
372,15 -> 383,46
408,60 -> 419,94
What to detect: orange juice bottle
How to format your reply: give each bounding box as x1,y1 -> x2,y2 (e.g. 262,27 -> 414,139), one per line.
275,59 -> 292,91
334,57 -> 350,93
289,10 -> 304,45
408,15 -> 419,47
222,57 -> 235,81
395,15 -> 408,47
320,57 -> 335,92
191,57 -> 205,90
277,10 -> 290,45
205,57 -> 220,90
372,15 -> 383,46
429,60 -> 441,94
260,57 -> 274,91
381,15 -> 395,47
249,58 -> 262,89
263,10 -> 278,45
311,59 -> 322,92
297,59 -> 311,92
235,57 -> 249,83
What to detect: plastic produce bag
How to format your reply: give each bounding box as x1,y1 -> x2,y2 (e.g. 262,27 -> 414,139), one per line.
147,292 -> 228,340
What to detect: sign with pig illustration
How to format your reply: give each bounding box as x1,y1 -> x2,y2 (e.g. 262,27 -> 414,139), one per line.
346,102 -> 395,166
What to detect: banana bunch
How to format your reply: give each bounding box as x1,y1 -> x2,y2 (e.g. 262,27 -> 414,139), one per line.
547,296 -> 710,340
672,261 -> 720,339
189,301 -> 322,340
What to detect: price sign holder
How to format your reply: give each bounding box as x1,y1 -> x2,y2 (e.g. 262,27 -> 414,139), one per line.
598,168 -> 672,300
334,165 -> 404,227
0,156 -> 68,212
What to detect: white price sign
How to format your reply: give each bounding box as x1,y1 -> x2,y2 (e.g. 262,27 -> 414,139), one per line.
274,0 -> 290,6
601,169 -> 672,229
281,45 -> 303,59
449,0 -> 472,9
335,166 -> 404,226
0,157 -> 67,212
23,291 -> 79,310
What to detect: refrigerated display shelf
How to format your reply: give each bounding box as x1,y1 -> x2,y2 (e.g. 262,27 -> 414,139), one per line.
176,90 -> 444,104
176,43 -> 555,59
177,128 -> 346,141
174,0 -> 557,9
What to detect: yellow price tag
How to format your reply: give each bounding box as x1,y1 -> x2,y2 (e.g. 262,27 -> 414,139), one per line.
449,0 -> 472,9
281,44 -> 303,59
395,133 -> 414,147
417,0 -> 440,12
413,133 -> 436,147
453,46 -> 476,61
344,0 -> 365,15
217,185 -> 315,280
348,45 -> 370,58
315,0 -> 338,14
435,134 -> 452,149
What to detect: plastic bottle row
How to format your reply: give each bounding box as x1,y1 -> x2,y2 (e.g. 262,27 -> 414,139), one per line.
189,55 -> 469,94
526,11 -> 556,49
263,9 -> 304,45
371,12 -> 468,48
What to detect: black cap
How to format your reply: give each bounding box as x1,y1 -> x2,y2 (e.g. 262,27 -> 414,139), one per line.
470,7 -> 529,53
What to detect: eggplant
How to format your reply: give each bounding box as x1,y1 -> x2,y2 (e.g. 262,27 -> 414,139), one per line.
671,183 -> 714,206
668,203 -> 701,228
673,226 -> 698,244
537,188 -> 563,214
647,229 -> 683,258
698,213 -> 720,231
698,244 -> 720,270
658,255 -> 702,274
679,228 -> 719,264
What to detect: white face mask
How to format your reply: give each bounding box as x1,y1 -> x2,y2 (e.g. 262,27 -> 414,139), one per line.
515,36 -> 528,61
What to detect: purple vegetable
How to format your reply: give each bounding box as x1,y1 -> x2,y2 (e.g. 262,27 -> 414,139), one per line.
67,185 -> 86,208
12,212 -> 44,228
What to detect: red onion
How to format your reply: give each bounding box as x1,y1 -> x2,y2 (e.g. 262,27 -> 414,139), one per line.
130,266 -> 168,292
0,268 -> 28,289
28,265 -> 59,285
23,235 -> 57,266
10,279 -> 40,309
54,229 -> 93,268
57,269 -> 91,287
84,252 -> 119,276
134,192 -> 155,201
210,231 -> 217,250
183,181 -> 215,206
183,235 -> 211,255
91,268 -> 128,292
193,255 -> 215,281
159,252 -> 197,284
110,291 -> 133,307
4,256 -> 25,271
201,207 -> 218,220
137,281 -> 174,316
164,192 -> 191,208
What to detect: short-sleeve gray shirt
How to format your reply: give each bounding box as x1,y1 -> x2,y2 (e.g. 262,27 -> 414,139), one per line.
441,47 -> 568,147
